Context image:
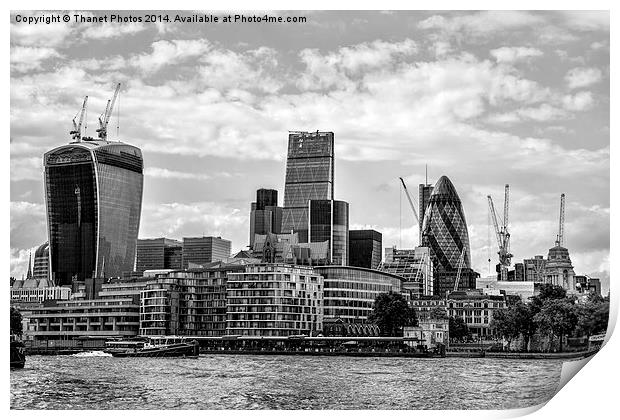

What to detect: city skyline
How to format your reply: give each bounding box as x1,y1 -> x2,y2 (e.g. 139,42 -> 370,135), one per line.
10,11 -> 609,292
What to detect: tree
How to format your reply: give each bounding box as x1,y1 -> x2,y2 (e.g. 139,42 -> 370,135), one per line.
429,306 -> 448,320
513,302 -> 538,351
10,307 -> 23,336
491,308 -> 519,349
532,284 -> 567,306
368,292 -> 417,336
534,298 -> 578,352
575,300 -> 610,337
449,316 -> 469,342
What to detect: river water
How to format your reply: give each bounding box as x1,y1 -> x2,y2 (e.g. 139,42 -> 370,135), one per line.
11,354 -> 563,410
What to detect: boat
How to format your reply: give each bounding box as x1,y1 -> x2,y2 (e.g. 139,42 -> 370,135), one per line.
10,335 -> 26,369
105,336 -> 199,358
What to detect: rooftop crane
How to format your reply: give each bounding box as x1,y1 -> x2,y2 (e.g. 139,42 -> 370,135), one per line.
556,193 -> 566,247
69,96 -> 88,141
96,83 -> 121,141
487,184 -> 513,282
453,248 -> 466,292
399,177 -> 420,244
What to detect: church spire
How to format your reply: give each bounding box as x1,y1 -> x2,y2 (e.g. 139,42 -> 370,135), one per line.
26,251 -> 32,280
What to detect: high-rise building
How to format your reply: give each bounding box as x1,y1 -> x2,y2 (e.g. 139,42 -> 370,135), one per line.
308,199 -> 349,265
182,236 -> 231,268
348,230 -> 382,269
249,189 -> 282,247
44,140 -> 144,285
378,246 -> 433,297
524,255 -> 546,282
32,242 -> 51,286
282,131 -> 334,242
418,183 -> 434,241
136,238 -> 183,273
421,175 -> 471,271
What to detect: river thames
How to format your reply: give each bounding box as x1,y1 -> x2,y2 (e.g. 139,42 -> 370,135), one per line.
11,354 -> 563,410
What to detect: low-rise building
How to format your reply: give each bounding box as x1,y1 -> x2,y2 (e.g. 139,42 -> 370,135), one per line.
404,318 -> 449,350
410,296 -> 447,320
10,286 -> 71,303
446,290 -> 507,337
476,277 -> 536,300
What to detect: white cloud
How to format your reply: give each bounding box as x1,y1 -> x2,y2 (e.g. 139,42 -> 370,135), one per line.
565,67 -> 603,89
562,91 -> 595,111
134,39 -> 212,74
490,46 -> 543,63
10,46 -> 61,72
418,11 -> 544,35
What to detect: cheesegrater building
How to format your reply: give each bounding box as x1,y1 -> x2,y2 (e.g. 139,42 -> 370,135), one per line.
282,131 -> 334,243
44,140 -> 144,286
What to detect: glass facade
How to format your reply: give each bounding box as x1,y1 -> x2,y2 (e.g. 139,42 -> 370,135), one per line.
421,175 -> 471,272
348,230 -> 382,269
314,266 -> 403,322
182,236 -> 231,268
44,141 -> 143,285
418,184 -> 434,241
136,238 -> 183,273
308,200 -> 349,265
282,132 -> 334,242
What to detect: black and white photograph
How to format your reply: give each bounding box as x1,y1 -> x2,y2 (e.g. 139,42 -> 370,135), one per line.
8,5 -> 614,414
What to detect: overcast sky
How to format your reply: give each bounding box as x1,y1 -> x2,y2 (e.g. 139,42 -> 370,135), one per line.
9,10 -> 609,292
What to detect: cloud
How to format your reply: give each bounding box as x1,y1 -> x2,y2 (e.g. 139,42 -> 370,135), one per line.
145,167 -> 237,181
562,91 -> 595,111
490,46 -> 543,63
418,11 -> 544,35
565,67 -> 603,89
82,22 -> 146,40
10,46 -> 61,72
134,39 -> 212,74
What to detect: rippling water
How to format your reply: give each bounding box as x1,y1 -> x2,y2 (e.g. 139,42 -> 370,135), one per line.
11,354 -> 563,410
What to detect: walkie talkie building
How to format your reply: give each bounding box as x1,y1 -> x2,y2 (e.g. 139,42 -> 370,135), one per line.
282,131 -> 334,243
44,140 -> 143,286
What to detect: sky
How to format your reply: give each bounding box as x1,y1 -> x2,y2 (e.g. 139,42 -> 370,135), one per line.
9,10 -> 610,292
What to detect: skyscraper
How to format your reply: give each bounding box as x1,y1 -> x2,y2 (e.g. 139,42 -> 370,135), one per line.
419,183 -> 434,241
44,140 -> 143,285
282,131 -> 334,242
421,176 -> 477,295
249,188 -> 282,247
349,230 -> 382,269
308,199 -> 349,265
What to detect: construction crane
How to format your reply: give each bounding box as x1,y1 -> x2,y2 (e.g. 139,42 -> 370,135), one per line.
69,96 -> 88,141
556,193 -> 566,247
487,184 -> 513,281
399,177 -> 420,244
96,83 -> 121,140
453,248 -> 466,292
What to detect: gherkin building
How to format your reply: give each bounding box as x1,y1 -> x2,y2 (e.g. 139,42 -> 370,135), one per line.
421,175 -> 471,271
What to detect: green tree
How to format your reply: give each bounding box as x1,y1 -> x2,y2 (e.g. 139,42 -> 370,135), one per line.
513,302 -> 538,351
449,316 -> 469,342
10,307 -> 23,336
534,298 -> 578,352
368,292 -> 417,336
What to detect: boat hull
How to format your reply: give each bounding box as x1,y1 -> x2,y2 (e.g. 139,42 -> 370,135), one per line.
10,341 -> 26,369
111,342 -> 199,358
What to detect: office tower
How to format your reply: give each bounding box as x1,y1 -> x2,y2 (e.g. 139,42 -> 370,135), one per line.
32,242 -> 52,287
421,176 -> 477,296
378,246 -> 433,297
249,188 -> 283,247
419,183 -> 434,240
136,238 -> 183,273
282,131 -> 334,242
421,175 -> 471,271
182,236 -> 231,268
308,199 -> 349,265
349,229 -> 382,269
44,140 -> 144,285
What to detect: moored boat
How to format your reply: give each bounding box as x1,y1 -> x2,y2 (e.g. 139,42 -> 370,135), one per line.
10,335 -> 26,368
106,336 -> 199,358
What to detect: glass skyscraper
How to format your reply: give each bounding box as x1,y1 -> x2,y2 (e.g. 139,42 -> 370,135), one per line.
421,175 -> 471,272
282,131 -> 334,242
308,199 -> 349,265
44,140 -> 144,285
